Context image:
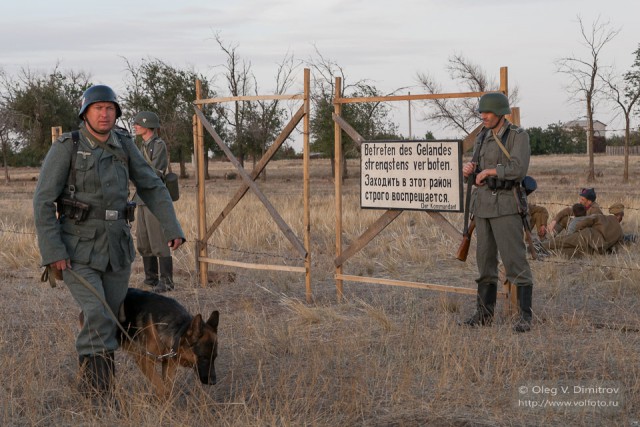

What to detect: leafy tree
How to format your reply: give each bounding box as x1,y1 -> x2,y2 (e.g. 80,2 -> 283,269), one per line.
0,65 -> 90,165
527,123 -> 586,155
121,57 -> 222,178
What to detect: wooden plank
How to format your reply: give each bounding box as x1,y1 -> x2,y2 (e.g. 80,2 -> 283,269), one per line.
194,94 -> 304,104
334,210 -> 402,267
200,257 -> 306,273
334,77 -> 344,301
303,68 -> 312,303
334,91 -> 485,105
332,113 -> 364,147
195,80 -> 209,287
426,211 -> 476,260
194,107 -> 307,258
337,274 -> 508,297
204,105 -> 306,242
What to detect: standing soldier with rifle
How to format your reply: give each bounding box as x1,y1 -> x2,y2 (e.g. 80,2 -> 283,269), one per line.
461,92 -> 534,333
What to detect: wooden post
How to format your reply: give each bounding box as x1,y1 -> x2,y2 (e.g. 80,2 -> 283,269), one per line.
303,68 -> 312,303
195,79 -> 208,287
334,77 -> 343,301
51,126 -> 62,143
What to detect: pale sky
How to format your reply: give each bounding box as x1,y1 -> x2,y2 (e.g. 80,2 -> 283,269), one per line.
1,0 -> 639,143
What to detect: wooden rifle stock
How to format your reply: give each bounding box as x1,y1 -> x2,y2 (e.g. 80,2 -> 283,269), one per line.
456,219 -> 476,262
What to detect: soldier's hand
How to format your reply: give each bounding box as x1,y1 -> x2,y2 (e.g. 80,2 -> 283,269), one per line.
538,225 -> 547,239
51,259 -> 71,271
168,238 -> 185,251
462,162 -> 475,178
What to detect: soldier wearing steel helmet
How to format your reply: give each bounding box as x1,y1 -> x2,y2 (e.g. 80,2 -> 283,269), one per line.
33,85 -> 185,401
132,111 -> 175,293
461,92 -> 534,333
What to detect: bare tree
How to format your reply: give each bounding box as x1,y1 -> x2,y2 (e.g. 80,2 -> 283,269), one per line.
213,33 -> 254,168
306,46 -> 399,179
556,15 -> 620,182
602,45 -> 640,183
246,51 -> 300,180
416,54 -> 519,136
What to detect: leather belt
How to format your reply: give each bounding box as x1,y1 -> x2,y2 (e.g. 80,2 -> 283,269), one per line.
86,208 -> 127,221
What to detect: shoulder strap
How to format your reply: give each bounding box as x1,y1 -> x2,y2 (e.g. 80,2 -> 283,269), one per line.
491,127 -> 512,160
69,131 -> 80,197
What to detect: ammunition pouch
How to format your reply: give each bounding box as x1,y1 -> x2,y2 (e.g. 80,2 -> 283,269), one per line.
486,177 -> 517,191
164,172 -> 180,202
58,197 -> 91,222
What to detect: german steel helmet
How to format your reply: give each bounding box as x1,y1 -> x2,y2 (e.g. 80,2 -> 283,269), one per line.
134,111 -> 160,129
78,85 -> 122,119
478,92 -> 511,115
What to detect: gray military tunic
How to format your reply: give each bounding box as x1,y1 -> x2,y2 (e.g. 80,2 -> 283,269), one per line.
134,133 -> 171,257
33,124 -> 185,356
470,120 -> 534,288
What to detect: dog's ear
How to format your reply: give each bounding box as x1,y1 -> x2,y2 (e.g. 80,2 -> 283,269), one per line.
187,314 -> 204,339
206,310 -> 219,332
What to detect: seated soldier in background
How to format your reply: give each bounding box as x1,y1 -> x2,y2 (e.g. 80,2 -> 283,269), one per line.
548,187 -> 602,235
566,203 -> 588,234
543,203 -> 624,258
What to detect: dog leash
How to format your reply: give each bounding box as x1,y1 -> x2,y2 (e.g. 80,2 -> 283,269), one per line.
65,268 -> 179,360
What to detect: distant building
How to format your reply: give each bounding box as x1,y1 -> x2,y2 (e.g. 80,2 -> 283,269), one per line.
562,119 -> 607,137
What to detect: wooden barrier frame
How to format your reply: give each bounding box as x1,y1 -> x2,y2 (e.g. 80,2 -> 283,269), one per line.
192,68 -> 313,302
333,67 -> 521,312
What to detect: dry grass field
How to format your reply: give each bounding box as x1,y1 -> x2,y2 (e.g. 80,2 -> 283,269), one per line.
0,154 -> 638,426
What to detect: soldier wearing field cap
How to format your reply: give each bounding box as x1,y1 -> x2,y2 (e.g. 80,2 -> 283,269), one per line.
133,111 -> 175,293
461,92 -> 534,333
549,187 -> 602,235
33,85 -> 185,401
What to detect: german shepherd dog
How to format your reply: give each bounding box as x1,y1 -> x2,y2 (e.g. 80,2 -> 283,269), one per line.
116,287 -> 219,397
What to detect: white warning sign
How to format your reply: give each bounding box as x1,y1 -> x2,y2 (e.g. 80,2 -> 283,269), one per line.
360,140 -> 463,212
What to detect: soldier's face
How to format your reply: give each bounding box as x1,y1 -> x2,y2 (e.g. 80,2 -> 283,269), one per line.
480,112 -> 501,129
84,102 -> 117,135
579,196 -> 592,207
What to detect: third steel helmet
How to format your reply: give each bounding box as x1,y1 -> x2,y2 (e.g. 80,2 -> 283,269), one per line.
78,85 -> 122,119
478,92 -> 511,116
133,111 -> 160,129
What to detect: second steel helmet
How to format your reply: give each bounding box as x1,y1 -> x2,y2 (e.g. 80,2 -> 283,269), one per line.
78,85 -> 122,119
478,92 -> 511,116
133,111 -> 160,129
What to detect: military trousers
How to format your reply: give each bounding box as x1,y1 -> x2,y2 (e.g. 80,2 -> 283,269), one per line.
136,205 -> 170,257
475,214 -> 534,288
64,262 -> 130,356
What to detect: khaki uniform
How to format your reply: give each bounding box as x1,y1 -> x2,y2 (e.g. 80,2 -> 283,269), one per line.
544,214 -> 623,257
529,204 -> 549,237
552,202 -> 602,234
33,124 -> 184,356
470,120 -> 533,288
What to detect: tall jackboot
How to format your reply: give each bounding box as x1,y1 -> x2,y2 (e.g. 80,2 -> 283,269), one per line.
464,283 -> 497,326
78,352 -> 115,400
142,256 -> 159,288
154,256 -> 175,293
514,285 -> 533,333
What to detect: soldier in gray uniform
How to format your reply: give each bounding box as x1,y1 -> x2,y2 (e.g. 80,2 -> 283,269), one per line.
33,85 -> 185,400
462,92 -> 534,333
132,111 -> 175,293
